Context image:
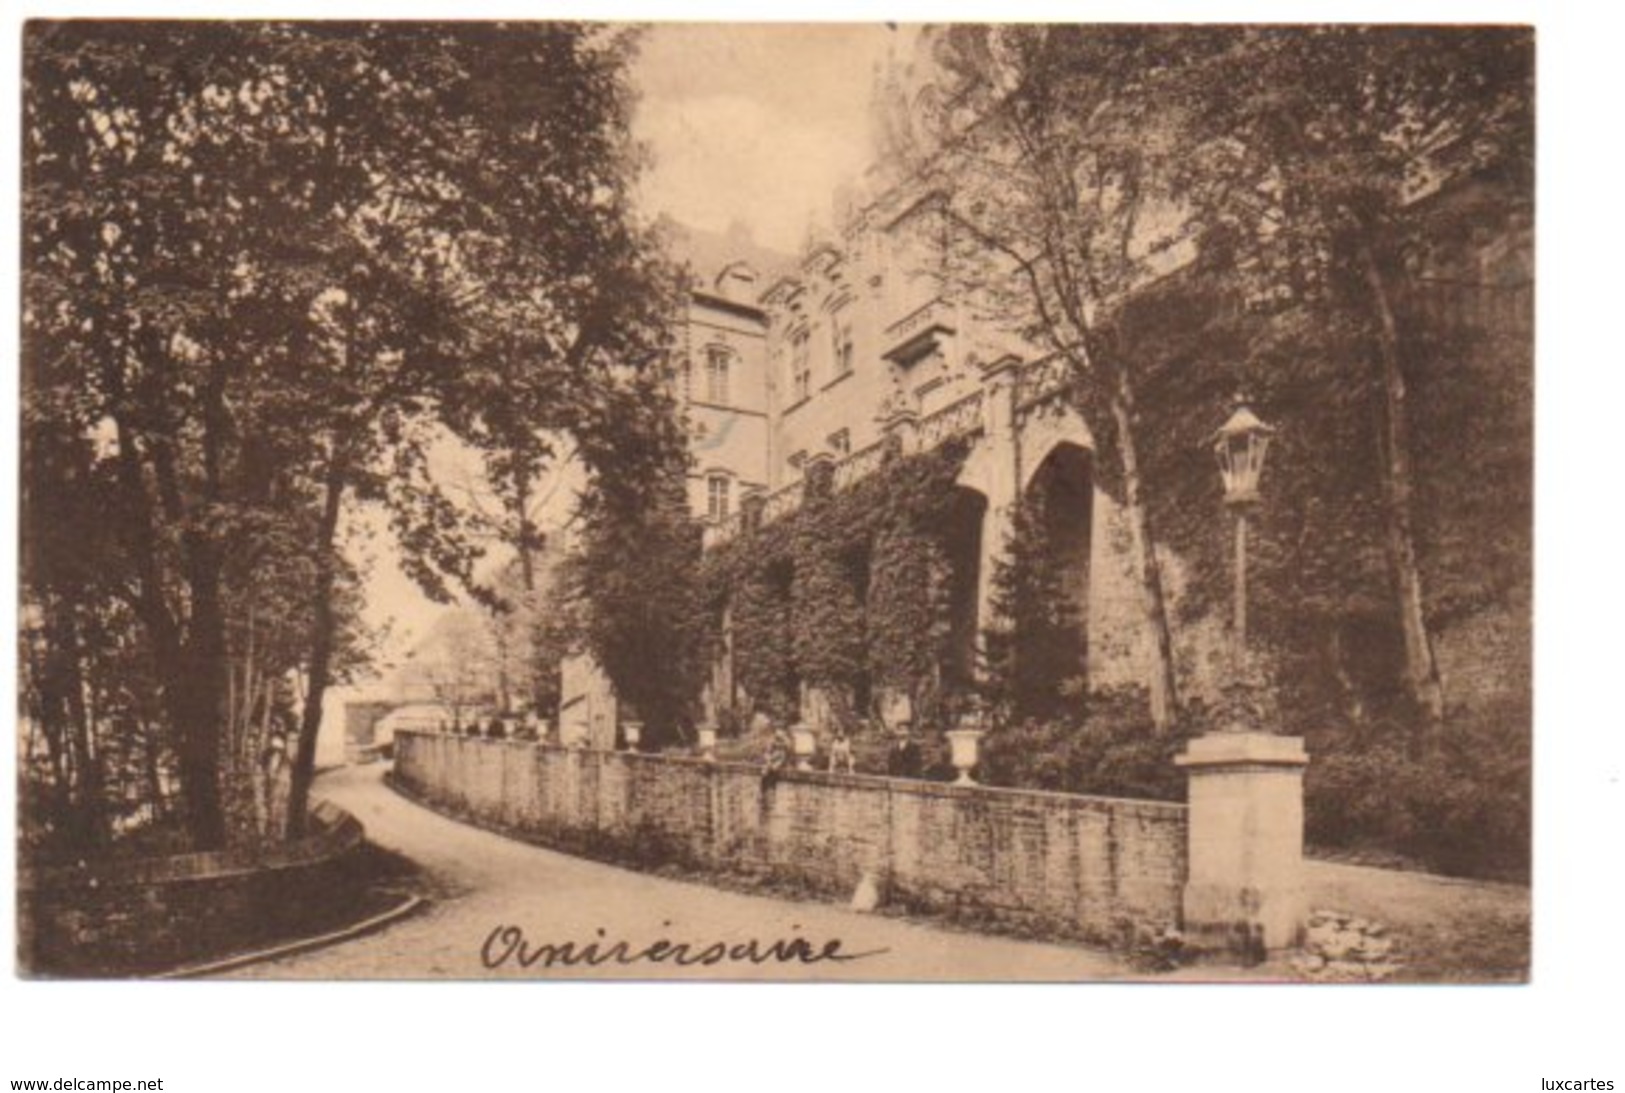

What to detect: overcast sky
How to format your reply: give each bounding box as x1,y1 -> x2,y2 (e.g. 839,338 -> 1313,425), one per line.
631,23 -> 914,252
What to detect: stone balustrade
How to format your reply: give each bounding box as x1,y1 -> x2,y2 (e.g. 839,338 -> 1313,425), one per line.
833,438 -> 891,491
760,481 -> 803,523
917,389 -> 985,449
883,296 -> 953,344
1016,355 -> 1073,410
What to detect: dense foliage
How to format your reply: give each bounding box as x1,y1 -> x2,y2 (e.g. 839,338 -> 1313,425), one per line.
565,479 -> 711,748
980,689 -> 1191,803
21,22 -> 679,853
873,25 -> 1532,877
977,498 -> 1086,724
699,440 -> 969,731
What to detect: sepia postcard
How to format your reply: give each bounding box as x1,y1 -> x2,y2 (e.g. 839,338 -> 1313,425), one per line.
17,20 -> 1532,985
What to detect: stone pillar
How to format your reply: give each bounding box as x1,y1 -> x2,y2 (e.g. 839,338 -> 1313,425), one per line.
973,359 -> 1021,640
1175,732 -> 1308,959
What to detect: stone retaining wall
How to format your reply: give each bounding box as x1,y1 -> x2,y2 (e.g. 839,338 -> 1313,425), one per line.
394,731 -> 1186,944
18,800 -> 366,977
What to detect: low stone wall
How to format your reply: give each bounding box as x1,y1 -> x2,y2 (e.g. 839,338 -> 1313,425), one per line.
394,731 -> 1186,944
18,800 -> 366,977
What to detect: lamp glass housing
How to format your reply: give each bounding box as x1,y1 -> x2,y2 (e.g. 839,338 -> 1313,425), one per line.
1213,406 -> 1274,506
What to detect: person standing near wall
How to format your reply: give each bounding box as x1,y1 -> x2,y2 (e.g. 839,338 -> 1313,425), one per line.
828,727 -> 855,774
887,722 -> 922,779
761,725 -> 792,792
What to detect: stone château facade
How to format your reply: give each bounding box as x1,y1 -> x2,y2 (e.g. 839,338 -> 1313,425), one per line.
559,196 -> 1179,739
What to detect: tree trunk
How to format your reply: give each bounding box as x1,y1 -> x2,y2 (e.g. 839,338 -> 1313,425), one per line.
512,468 -> 552,716
1107,361 -> 1181,732
28,607 -> 76,844
1357,241 -> 1446,728
55,603 -> 107,849
288,449 -> 349,838
109,418 -> 221,843
172,545 -> 230,849
144,720 -> 166,826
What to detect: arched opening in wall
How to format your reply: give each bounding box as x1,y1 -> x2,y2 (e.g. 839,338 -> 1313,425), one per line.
1025,442 -> 1094,693
943,486 -> 988,690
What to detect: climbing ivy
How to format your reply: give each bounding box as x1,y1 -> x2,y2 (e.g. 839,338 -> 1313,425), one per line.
700,439 -> 970,729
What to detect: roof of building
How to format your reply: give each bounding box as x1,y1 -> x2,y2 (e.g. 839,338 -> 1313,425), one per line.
654,215 -> 796,300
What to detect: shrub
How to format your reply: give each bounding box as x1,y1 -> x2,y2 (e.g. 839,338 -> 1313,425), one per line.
980,689 -> 1189,802
1303,710 -> 1530,881
976,691 -> 1529,882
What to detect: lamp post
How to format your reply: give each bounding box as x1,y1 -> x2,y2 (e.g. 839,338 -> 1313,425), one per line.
1212,401 -> 1275,666
1176,400 -> 1306,958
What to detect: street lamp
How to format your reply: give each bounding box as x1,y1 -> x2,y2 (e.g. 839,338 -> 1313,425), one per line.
1212,401 -> 1275,662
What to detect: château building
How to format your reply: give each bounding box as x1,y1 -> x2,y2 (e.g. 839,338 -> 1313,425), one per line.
557,153 -> 1532,751
558,195 -> 1178,742
557,20 -> 1531,749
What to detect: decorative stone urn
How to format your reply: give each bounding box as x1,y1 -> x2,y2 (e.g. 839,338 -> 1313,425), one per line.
622,721 -> 642,752
697,726 -> 718,760
790,723 -> 817,771
945,727 -> 985,786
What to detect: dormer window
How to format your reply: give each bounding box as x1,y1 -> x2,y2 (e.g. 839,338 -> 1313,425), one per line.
704,346 -> 731,406
715,261 -> 759,304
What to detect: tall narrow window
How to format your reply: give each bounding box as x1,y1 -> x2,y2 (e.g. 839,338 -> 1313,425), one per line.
831,315 -> 855,378
791,331 -> 811,403
707,474 -> 731,521
705,347 -> 731,405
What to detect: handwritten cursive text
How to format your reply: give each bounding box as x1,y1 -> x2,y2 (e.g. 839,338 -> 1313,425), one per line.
480,923 -> 888,971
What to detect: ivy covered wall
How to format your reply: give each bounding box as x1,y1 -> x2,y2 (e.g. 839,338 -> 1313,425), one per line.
699,438 -> 971,730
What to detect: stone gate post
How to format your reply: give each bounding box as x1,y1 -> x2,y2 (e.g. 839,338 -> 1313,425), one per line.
1175,731 -> 1308,959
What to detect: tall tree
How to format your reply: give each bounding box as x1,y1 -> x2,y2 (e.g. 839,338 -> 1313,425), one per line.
886,26 -> 1223,731
23,22 -> 680,847
1176,25 -> 1534,727
564,466 -> 708,748
977,498 -> 1085,725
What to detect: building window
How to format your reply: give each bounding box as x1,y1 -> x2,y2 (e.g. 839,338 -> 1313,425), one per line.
791,330 -> 811,403
831,316 -> 855,378
704,346 -> 731,405
827,429 -> 851,456
707,474 -> 731,521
